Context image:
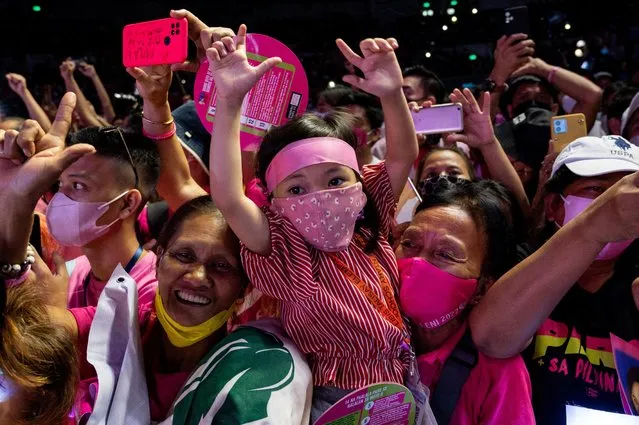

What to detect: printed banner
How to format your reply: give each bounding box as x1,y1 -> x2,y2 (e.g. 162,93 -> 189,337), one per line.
314,383 -> 416,425
611,334 -> 639,415
194,34 -> 309,151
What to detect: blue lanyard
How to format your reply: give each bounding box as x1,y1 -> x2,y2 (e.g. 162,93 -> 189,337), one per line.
83,246 -> 143,307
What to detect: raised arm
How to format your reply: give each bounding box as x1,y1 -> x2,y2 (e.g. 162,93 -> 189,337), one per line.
59,60 -> 103,128
447,88 -> 531,217
470,172 -> 639,357
207,25 -> 282,255
336,38 -> 418,201
512,57 -> 603,130
6,73 -> 52,132
78,62 -> 116,123
127,65 -> 207,211
487,34 -> 535,122
0,93 -> 94,262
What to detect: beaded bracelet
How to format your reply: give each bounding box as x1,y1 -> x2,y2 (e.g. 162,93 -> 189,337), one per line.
5,265 -> 32,287
142,122 -> 177,141
1,245 -> 36,280
141,113 -> 175,126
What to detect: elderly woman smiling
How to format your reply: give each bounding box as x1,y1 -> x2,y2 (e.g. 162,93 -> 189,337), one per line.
395,177 -> 534,425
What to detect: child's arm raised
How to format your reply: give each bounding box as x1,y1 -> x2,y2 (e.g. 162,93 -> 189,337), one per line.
336,38 -> 418,202
207,25 -> 281,255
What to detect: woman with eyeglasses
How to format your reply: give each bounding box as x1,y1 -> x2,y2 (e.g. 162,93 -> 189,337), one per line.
395,177 -> 534,425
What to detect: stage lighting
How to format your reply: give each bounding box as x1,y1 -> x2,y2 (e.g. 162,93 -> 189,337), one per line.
469,54 -> 477,61
451,16 -> 458,22
565,23 -> 571,30
447,8 -> 455,15
574,49 -> 583,58
32,5 -> 41,11
425,52 -> 432,58
576,40 -> 586,48
442,25 -> 448,31
423,2 -> 431,7
471,8 -> 478,14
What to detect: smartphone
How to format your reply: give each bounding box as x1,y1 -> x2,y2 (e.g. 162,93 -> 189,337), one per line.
411,103 -> 464,135
551,113 -> 587,153
29,215 -> 42,258
503,6 -> 530,36
123,17 -> 188,67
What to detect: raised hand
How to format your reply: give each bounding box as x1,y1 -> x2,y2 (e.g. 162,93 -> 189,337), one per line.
59,60 -> 76,81
581,172 -> 639,244
511,57 -> 553,80
206,24 -> 282,101
336,37 -> 402,99
6,73 -> 27,96
490,34 -> 535,85
0,93 -> 94,199
170,9 -> 236,73
126,65 -> 172,107
77,61 -> 97,79
446,88 -> 494,148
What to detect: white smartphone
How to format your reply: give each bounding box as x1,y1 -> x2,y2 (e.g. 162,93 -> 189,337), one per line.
411,103 -> 464,135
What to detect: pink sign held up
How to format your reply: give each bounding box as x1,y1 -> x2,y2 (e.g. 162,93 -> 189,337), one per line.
194,34 -> 309,151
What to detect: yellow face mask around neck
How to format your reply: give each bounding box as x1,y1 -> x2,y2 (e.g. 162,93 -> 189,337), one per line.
154,292 -> 234,348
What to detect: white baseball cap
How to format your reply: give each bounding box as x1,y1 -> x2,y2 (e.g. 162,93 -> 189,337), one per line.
551,135 -> 639,178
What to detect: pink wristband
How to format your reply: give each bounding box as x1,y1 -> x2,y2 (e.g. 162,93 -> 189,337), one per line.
5,265 -> 31,287
547,67 -> 558,84
143,123 -> 176,141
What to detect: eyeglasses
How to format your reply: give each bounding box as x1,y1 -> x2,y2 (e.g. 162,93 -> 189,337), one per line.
101,127 -> 139,189
42,127 -> 139,204
418,174 -> 470,197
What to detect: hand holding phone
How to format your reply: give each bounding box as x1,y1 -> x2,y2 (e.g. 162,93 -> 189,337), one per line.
123,18 -> 188,67
411,103 -> 463,135
551,113 -> 587,153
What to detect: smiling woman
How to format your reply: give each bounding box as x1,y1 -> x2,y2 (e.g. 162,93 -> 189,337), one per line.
60,196 -> 311,423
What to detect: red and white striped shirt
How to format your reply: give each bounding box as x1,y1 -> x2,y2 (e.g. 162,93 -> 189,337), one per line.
242,162 -> 409,390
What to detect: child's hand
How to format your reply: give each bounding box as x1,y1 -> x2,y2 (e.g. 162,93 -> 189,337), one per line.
206,24 -> 282,102
445,88 -> 494,149
336,37 -> 402,99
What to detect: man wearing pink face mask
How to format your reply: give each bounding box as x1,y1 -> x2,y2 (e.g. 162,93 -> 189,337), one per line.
46,126 -> 161,308
471,135 -> 639,425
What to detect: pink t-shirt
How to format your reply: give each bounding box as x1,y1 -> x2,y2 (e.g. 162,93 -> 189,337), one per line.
71,302 -> 189,422
66,252 -> 158,308
418,324 -> 535,425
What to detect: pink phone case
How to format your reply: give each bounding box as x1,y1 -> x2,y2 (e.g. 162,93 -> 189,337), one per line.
411,103 -> 464,135
123,18 -> 188,67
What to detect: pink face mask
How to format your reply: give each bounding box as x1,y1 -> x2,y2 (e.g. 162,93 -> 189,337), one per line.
398,257 -> 478,330
271,183 -> 367,252
559,195 -> 634,261
46,191 -> 129,247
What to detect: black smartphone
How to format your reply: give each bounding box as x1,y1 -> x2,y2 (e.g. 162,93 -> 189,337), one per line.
502,6 -> 530,36
30,215 -> 43,258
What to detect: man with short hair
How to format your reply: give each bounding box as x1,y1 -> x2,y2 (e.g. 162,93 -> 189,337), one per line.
49,126 -> 161,308
401,65 -> 446,104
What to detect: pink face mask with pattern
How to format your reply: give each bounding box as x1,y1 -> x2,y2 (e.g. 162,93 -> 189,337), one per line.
271,183 -> 367,252
265,137 -> 366,252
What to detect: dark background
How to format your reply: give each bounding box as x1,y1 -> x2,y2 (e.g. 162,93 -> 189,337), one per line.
0,0 -> 636,116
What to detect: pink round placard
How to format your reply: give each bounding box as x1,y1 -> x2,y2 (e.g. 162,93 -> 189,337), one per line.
194,34 -> 309,151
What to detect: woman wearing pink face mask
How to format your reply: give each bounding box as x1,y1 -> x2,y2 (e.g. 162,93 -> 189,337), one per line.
396,177 -> 534,425
471,136 -> 639,425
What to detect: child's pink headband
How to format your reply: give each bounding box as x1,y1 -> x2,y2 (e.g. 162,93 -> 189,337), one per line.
265,137 -> 359,192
